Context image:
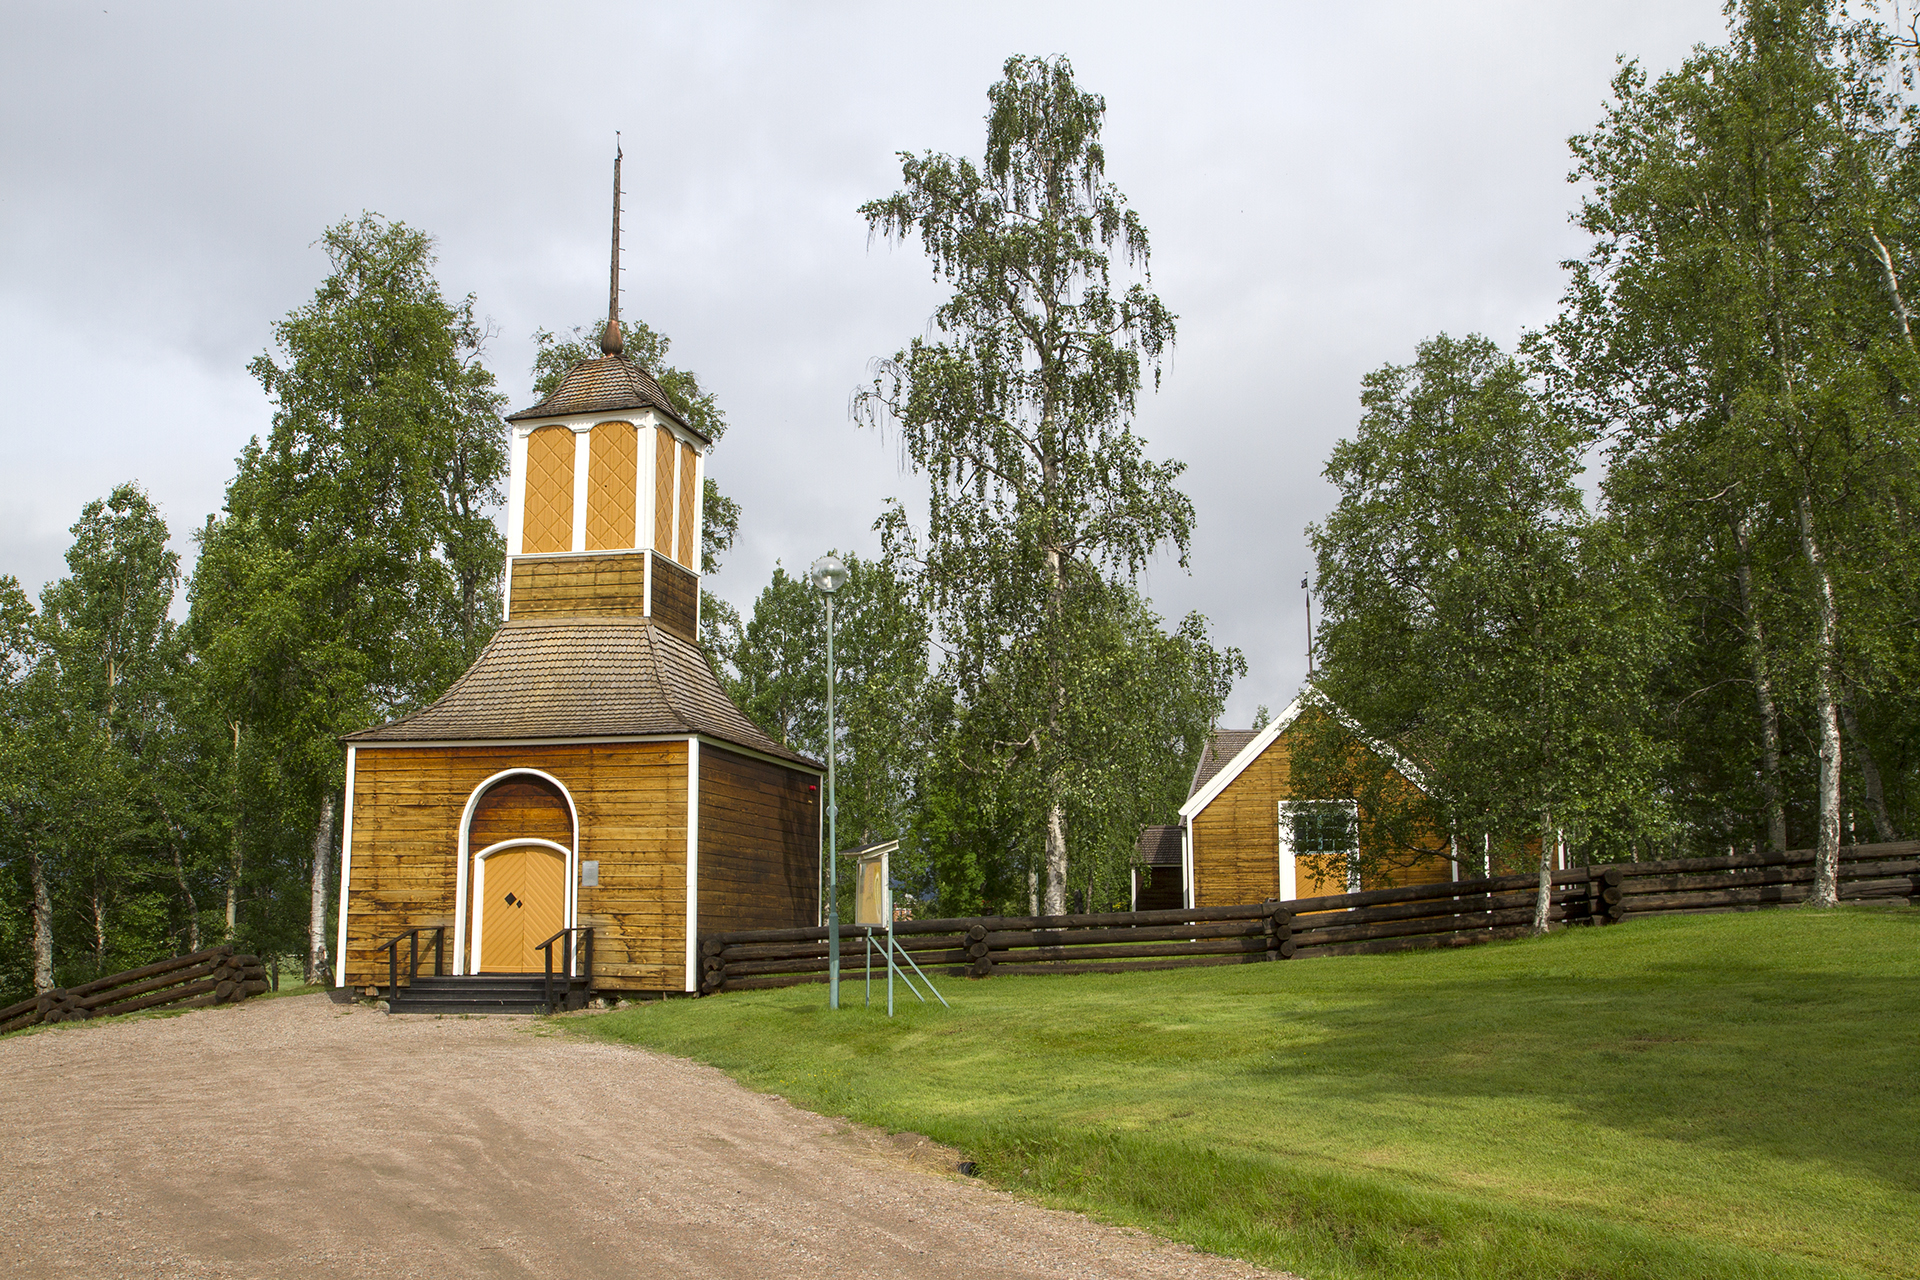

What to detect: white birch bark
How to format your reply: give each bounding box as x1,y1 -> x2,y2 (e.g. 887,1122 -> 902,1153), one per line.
306,791 -> 336,984
30,844 -> 53,993
1796,493 -> 1844,906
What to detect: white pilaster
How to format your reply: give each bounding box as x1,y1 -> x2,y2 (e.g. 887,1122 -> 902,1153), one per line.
571,427 -> 592,552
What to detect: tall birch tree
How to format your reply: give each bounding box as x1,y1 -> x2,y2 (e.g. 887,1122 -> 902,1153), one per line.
1551,0 -> 1920,899
857,54 -> 1191,914
192,213 -> 507,981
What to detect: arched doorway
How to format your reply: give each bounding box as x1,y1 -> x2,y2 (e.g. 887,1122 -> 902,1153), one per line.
458,772 -> 577,974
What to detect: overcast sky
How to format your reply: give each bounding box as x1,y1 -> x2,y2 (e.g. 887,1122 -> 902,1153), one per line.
1,0 -> 1732,725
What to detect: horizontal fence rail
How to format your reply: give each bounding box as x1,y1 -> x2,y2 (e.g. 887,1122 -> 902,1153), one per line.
0,945 -> 271,1035
699,842 -> 1919,994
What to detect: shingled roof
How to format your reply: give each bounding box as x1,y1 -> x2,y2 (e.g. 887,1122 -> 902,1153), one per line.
346,617 -> 814,767
506,354 -> 703,439
1136,824 -> 1183,866
1188,728 -> 1259,800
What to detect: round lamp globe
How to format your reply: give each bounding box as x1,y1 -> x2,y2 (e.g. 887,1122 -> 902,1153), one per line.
809,554 -> 848,594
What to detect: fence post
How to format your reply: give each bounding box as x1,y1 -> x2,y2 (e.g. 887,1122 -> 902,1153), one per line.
966,923 -> 992,978
1596,865 -> 1626,924
1265,903 -> 1295,959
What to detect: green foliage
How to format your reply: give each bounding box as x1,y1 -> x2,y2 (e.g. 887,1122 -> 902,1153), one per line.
857,54 -> 1231,913
190,213 -> 508,977
917,574 -> 1242,915
578,908 -> 1920,1280
1308,334 -> 1673,871
717,553 -> 939,907
0,487 -> 230,1002
1545,0 -> 1920,859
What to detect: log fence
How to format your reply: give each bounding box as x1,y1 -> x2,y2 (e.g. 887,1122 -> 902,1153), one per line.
0,945 -> 270,1035
698,841 -> 1918,994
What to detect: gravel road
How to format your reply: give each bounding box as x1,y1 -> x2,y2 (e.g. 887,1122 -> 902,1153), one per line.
0,993 -> 1297,1279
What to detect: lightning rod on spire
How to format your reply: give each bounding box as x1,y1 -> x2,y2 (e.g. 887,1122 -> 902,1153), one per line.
601,136 -> 624,357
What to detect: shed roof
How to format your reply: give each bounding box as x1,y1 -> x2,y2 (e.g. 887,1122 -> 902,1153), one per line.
506,355 -> 703,440
345,616 -> 814,768
1188,729 -> 1259,800
1136,825 -> 1184,867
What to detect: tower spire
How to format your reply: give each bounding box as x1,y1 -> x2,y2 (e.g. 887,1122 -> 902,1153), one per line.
601,137 -> 624,357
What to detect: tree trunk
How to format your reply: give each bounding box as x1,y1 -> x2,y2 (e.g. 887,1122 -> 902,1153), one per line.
307,791 -> 336,985
1027,864 -> 1039,917
155,799 -> 200,953
1732,514 -> 1788,853
29,843 -> 53,993
1531,824 -> 1555,936
1840,698 -> 1898,843
1795,493 -> 1843,906
226,721 -> 242,938
1041,536 -> 1070,917
91,877 -> 107,974
167,836 -> 200,954
1042,801 -> 1069,917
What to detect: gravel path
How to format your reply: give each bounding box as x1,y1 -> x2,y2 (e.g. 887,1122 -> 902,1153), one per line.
0,994 -> 1297,1279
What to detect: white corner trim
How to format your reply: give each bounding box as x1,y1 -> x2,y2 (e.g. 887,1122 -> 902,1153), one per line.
454,768 -> 581,975
692,445 -> 705,578
507,428 -> 529,558
570,428 -> 592,553
1181,815 -> 1195,909
333,746 -> 358,988
468,838 -> 574,974
685,736 -> 701,993
643,548 -> 654,617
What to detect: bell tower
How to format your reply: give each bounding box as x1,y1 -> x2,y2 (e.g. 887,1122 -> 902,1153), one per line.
501,142 -> 708,641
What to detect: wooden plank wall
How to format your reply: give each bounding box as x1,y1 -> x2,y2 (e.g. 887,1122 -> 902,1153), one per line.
508,552 -> 647,619
344,741 -> 689,992
651,554 -> 699,643
697,746 -> 820,937
1133,866 -> 1184,911
1192,713 -> 1451,906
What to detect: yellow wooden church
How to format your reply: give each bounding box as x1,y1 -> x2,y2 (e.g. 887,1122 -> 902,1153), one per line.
332,157 -> 822,1004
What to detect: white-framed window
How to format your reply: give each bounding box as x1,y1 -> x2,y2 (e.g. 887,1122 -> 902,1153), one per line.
1279,799 -> 1361,898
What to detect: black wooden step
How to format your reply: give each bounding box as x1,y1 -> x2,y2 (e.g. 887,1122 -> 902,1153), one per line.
386,973 -> 585,1015
390,998 -> 550,1015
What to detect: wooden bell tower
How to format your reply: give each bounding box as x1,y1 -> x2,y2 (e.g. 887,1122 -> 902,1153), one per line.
502,142 -> 708,642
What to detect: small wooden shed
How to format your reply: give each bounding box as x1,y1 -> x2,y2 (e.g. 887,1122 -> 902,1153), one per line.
1131,825 -> 1185,911
332,337 -> 822,997
1175,693 -> 1454,907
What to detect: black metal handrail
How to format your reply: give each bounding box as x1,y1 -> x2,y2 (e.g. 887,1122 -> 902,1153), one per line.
375,926 -> 446,995
536,926 -> 594,1013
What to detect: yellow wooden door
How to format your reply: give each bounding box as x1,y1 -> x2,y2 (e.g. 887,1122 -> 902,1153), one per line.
478,846 -> 567,972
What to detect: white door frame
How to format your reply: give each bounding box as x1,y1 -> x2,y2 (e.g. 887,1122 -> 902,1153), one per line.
470,838 -> 575,973
455,769 -> 580,974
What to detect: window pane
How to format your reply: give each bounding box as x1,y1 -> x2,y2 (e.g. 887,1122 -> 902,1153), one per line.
1291,805 -> 1354,855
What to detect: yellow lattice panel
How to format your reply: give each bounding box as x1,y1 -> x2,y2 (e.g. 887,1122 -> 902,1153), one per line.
585,421 -> 639,551
524,427 -> 576,554
676,441 -> 699,569
653,426 -> 677,556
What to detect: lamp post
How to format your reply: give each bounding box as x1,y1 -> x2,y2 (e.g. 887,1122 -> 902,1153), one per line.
809,554 -> 848,1009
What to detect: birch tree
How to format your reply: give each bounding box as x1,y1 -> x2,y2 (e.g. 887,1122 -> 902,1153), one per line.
1551,0 -> 1920,898
193,213 -> 507,981
1308,335 -> 1672,929
857,54 -> 1192,914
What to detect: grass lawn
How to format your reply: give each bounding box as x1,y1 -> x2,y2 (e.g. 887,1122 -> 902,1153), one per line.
574,907 -> 1918,1280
